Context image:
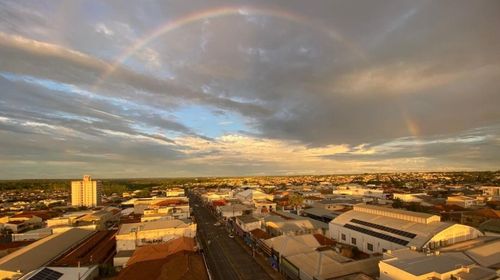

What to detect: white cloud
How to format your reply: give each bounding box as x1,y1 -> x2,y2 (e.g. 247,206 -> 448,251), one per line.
95,23 -> 114,36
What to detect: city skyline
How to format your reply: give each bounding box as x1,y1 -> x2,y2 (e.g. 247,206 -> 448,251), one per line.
1,0 -> 499,179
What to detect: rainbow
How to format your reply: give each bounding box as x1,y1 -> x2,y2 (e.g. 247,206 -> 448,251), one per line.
94,6 -> 365,87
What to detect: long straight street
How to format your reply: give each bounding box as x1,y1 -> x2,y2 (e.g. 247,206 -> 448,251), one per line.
190,194 -> 273,280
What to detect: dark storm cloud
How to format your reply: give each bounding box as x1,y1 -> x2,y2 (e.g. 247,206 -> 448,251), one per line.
152,0 -> 500,146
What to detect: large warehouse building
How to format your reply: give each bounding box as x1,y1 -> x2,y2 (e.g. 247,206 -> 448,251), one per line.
0,228 -> 95,279
329,204 -> 483,254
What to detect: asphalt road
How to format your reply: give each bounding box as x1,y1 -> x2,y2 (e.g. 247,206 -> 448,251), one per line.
190,194 -> 273,280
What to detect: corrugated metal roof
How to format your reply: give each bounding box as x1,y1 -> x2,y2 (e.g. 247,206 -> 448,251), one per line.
330,209 -> 454,248
264,234 -> 320,257
118,219 -> 188,235
0,228 -> 94,275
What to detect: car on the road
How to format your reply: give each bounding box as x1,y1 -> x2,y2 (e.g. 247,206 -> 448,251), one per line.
213,222 -> 221,226
228,233 -> 234,238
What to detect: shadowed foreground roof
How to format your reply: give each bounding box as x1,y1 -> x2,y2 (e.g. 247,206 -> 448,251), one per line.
126,236 -> 196,266
0,228 -> 94,275
116,251 -> 208,280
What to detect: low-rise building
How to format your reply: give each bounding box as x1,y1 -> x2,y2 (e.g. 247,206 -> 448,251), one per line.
254,199 -> 276,214
2,214 -> 43,233
217,204 -> 252,219
479,219 -> 500,236
333,184 -> 385,199
142,198 -> 190,220
11,228 -> 52,242
480,186 -> 500,199
313,198 -> 361,211
446,195 -> 479,209
379,248 -> 497,280
234,189 -> 274,205
303,207 -> 339,223
165,188 -> 185,197
235,215 -> 262,234
265,215 -> 324,237
20,266 -> 99,280
0,228 -> 95,279
75,208 -> 120,230
116,237 -> 207,280
284,246 -> 381,280
393,193 -> 427,203
264,234 -> 320,269
124,197 -> 189,215
115,219 -> 196,252
329,204 -> 483,254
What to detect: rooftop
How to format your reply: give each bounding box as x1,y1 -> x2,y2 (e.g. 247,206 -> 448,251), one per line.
117,251 -> 207,280
384,252 -> 474,275
353,204 -> 439,223
464,238 -> 500,268
330,207 -> 459,249
127,236 -> 196,266
249,228 -> 272,240
303,207 -> 339,219
264,234 -> 320,257
236,215 -> 260,224
0,228 -> 94,275
479,219 -> 500,234
118,219 -> 188,235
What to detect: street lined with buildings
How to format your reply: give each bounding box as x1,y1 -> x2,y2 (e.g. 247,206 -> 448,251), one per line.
0,174 -> 498,279
190,193 -> 274,280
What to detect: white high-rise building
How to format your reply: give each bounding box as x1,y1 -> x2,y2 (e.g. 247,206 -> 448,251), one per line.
71,175 -> 102,207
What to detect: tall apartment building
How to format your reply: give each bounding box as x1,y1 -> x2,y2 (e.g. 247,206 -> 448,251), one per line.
71,175 -> 102,207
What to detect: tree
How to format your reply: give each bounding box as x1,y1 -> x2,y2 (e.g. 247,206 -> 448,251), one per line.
288,194 -> 304,211
392,198 -> 404,209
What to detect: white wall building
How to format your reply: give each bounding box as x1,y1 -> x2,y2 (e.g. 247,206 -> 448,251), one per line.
115,219 -> 196,252
166,188 -> 185,197
71,175 -> 102,207
379,248 -> 497,280
393,193 -> 427,203
329,204 -> 483,254
446,195 -> 478,208
234,189 -> 274,205
480,186 -> 500,198
285,247 -> 381,280
333,184 -> 385,198
235,215 -> 261,233
217,204 -> 252,219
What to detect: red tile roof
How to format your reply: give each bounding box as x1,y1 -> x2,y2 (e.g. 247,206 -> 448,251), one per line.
313,234 -> 336,246
10,211 -> 55,221
50,230 -> 117,266
0,241 -> 33,250
10,213 -> 37,219
127,237 -> 196,266
117,251 -> 208,280
250,228 -> 272,240
469,208 -> 500,219
6,220 -> 25,225
154,199 -> 188,207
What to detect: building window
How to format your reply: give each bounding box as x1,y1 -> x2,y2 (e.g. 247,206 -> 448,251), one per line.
367,243 -> 374,251
351,237 -> 356,245
341,234 -> 346,241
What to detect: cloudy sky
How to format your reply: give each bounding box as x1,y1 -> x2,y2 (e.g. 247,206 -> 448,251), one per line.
0,0 -> 499,179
